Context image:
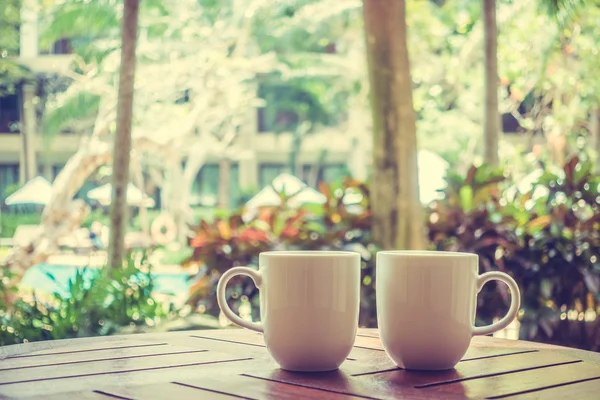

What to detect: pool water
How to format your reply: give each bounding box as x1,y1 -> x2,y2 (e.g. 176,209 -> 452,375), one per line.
20,263 -> 191,298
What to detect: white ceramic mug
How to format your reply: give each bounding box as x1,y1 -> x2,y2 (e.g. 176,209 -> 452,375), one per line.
217,251 -> 361,372
376,250 -> 521,370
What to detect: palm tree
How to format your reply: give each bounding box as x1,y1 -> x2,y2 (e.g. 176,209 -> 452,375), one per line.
107,0 -> 139,269
483,0 -> 499,166
363,0 -> 425,250
482,0 -> 587,166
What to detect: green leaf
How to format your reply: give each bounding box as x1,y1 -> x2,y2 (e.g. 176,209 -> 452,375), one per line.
42,91 -> 101,143
460,185 -> 473,212
40,2 -> 119,50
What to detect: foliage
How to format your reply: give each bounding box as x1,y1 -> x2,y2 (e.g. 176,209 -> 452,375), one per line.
183,156 -> 600,349
0,213 -> 42,238
0,0 -> 31,95
0,251 -> 164,345
183,179 -> 377,327
428,155 -> 600,350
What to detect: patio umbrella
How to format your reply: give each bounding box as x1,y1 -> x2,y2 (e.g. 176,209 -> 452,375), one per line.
87,183 -> 155,207
5,176 -> 53,206
245,173 -> 326,209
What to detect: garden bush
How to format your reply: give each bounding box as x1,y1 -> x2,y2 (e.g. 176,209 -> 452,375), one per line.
183,179 -> 377,327
0,213 -> 42,238
0,251 -> 164,345
186,156 -> 600,351
428,155 -> 600,351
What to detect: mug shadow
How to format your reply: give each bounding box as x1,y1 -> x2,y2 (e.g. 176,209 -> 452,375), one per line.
258,368 -> 361,396
256,365 -> 467,398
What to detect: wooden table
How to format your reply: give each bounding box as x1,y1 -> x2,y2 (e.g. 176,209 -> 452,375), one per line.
1,328 -> 599,399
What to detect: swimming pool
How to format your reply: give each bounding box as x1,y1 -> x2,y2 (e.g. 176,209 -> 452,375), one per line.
20,262 -> 191,297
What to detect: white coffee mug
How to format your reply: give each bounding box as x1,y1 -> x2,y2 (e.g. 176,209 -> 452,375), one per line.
376,250 -> 521,370
217,251 -> 361,372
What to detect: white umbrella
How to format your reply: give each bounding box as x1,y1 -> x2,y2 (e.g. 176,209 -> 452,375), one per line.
245,173 -> 326,209
5,176 -> 53,206
87,183 -> 155,207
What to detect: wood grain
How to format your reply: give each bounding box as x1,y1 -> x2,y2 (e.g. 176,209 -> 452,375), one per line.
97,382 -> 245,400
20,391 -> 125,400
176,374 -> 368,400
423,361 -> 600,398
500,377 -> 600,399
0,351 -> 250,385
244,368 -> 466,400
0,345 -> 206,371
0,359 -> 260,398
1,328 -> 600,399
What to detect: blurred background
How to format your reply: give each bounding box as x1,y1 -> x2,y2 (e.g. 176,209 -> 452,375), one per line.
1,0 -> 599,352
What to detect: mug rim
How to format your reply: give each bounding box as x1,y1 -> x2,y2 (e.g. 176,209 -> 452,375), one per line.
260,250 -> 359,258
377,250 -> 477,258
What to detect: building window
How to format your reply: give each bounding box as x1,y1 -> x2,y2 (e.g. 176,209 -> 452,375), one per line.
192,164 -> 219,207
39,38 -> 73,55
258,163 -> 348,189
0,164 -> 19,201
191,163 -> 241,207
258,163 -> 287,187
318,164 -> 349,184
256,80 -> 331,133
52,165 -> 64,180
0,94 -> 20,133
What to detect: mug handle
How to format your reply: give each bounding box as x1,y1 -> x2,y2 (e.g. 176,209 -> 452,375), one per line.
472,271 -> 521,336
216,266 -> 264,333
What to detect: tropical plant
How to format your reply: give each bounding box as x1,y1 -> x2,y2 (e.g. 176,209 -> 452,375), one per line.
483,0 -> 499,166
107,0 -> 139,269
0,251 -> 164,345
428,155 -> 600,350
184,179 -> 377,326
0,0 -> 30,95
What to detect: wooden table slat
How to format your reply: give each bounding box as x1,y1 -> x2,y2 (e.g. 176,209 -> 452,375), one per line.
95,382 -> 245,400
0,351 -> 251,385
1,328 -> 599,399
0,345 -> 207,371
0,359 -> 258,398
20,390 -> 124,400
503,377 -> 600,400
176,374 -> 368,400
243,369 -> 464,400
425,361 -> 600,398
191,329 -> 547,364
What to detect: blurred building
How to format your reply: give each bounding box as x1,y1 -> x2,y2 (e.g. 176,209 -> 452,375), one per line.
1,2 -> 533,208
0,5 -> 360,208
0,2 -> 77,200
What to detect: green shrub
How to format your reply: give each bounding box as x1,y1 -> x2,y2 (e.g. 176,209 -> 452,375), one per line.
184,179 -> 377,327
0,213 -> 42,238
428,156 -> 600,351
0,251 -> 164,345
186,160 -> 600,351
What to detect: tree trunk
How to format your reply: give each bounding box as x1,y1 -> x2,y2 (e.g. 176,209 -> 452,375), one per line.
483,0 -> 499,166
363,0 -> 425,250
107,0 -> 139,269
591,107 -> 600,172
20,83 -> 38,183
